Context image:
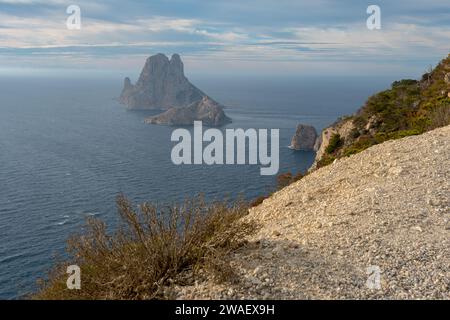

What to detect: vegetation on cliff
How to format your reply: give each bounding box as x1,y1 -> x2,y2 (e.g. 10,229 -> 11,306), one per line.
316,54 -> 450,168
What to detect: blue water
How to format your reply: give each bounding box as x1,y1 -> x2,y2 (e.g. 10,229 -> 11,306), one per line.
0,75 -> 391,299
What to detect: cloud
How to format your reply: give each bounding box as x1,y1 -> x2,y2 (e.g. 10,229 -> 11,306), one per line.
0,0 -> 448,75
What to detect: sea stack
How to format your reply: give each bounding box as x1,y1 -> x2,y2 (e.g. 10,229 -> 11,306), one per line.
289,124 -> 318,150
119,53 -> 208,110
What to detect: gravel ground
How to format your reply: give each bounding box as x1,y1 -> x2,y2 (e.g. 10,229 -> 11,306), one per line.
177,125 -> 450,300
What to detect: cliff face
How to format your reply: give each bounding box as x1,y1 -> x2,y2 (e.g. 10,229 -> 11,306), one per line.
289,124 -> 318,151
144,96 -> 231,126
312,54 -> 450,170
310,118 -> 355,170
119,53 -> 208,110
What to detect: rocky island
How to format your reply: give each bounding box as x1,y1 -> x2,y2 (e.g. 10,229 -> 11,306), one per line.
120,53 -> 231,126
289,124 -> 318,150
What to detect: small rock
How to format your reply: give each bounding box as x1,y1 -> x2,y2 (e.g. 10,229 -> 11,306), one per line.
388,166 -> 403,176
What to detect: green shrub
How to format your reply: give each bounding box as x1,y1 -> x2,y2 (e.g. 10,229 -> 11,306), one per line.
342,135 -> 376,157
392,79 -> 418,88
317,154 -> 336,168
325,134 -> 343,154
350,128 -> 361,139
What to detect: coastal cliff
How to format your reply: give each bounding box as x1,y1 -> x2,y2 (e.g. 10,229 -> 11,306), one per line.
311,54 -> 450,170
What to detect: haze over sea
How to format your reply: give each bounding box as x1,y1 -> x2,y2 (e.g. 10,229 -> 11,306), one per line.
0,74 -> 392,299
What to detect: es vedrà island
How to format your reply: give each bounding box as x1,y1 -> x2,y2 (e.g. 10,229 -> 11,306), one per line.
120,53 -> 231,126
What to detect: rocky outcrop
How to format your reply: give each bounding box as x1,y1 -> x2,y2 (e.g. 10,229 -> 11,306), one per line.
289,124 -> 318,150
144,96 -> 231,126
310,117 -> 355,170
119,53 -> 209,110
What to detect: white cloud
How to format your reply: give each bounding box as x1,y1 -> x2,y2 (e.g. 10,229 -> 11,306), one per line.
0,6 -> 448,76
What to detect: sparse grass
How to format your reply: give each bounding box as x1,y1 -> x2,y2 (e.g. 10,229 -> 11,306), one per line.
34,194 -> 256,300
276,172 -> 303,190
316,154 -> 336,168
250,195 -> 268,208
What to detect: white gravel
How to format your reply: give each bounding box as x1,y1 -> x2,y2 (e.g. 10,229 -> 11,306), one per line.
177,125 -> 450,299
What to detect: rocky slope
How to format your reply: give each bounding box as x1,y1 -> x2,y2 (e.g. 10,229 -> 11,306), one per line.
177,125 -> 450,299
289,124 -> 318,151
144,96 -> 231,126
120,53 -> 211,110
312,54 -> 450,170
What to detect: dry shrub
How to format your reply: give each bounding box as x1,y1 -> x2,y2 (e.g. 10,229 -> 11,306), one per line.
35,194 -> 256,300
250,195 -> 268,208
276,171 -> 303,190
428,103 -> 450,130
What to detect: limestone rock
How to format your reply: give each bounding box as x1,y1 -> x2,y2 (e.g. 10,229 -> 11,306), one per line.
144,96 -> 231,126
310,118 -> 355,171
120,53 -> 209,110
289,124 -> 318,150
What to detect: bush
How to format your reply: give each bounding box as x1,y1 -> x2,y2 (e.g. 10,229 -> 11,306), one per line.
392,79 -> 418,88
350,128 -> 361,139
428,103 -> 450,130
325,134 -> 343,154
342,135 -> 376,156
316,154 -> 336,168
276,172 -> 303,190
250,195 -> 268,208
34,194 -> 256,300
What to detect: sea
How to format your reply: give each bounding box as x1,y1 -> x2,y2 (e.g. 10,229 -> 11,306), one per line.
0,74 -> 392,299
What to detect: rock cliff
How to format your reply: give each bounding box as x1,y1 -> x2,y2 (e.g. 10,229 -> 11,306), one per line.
120,53 -> 209,110
311,54 -> 450,170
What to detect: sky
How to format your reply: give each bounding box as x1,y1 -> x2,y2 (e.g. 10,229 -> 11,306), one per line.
0,0 -> 449,77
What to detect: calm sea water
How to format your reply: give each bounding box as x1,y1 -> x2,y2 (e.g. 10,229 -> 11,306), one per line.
0,75 -> 391,299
